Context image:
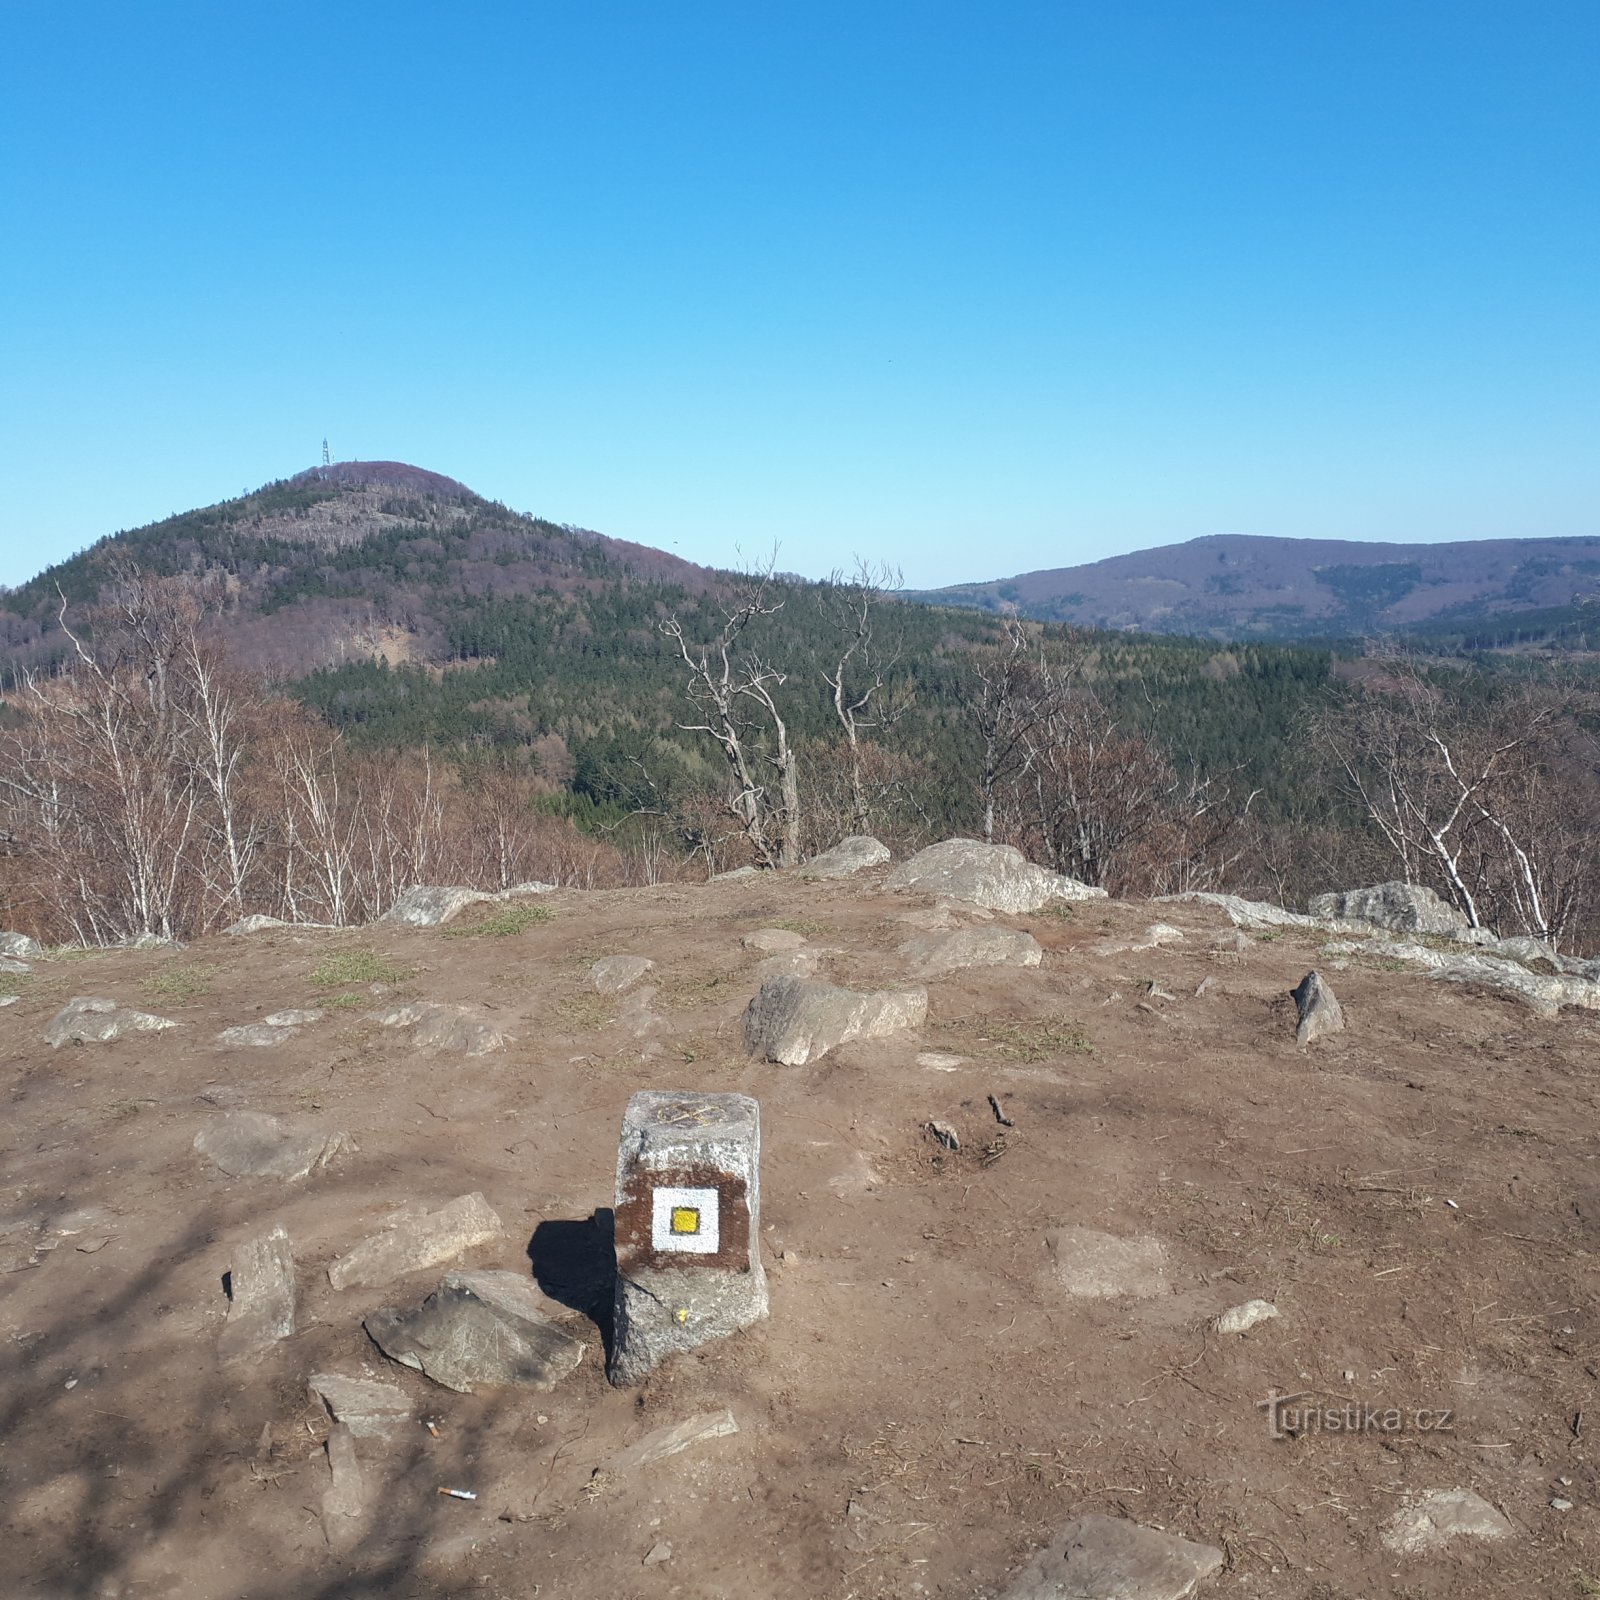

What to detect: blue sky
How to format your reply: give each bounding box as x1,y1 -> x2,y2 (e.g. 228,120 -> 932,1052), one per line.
1,1 -> 1595,589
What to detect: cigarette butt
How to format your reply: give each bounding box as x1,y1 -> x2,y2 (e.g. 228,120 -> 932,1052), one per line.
438,1487 -> 477,1501
425,1420 -> 442,1438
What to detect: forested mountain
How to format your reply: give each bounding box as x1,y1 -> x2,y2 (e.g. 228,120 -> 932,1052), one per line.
908,531 -> 1600,640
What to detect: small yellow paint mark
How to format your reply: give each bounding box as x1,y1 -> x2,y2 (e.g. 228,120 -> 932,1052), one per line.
670,1206 -> 701,1236
675,1307 -> 689,1325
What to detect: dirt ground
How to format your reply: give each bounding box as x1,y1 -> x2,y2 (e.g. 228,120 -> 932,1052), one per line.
2,871 -> 1597,1600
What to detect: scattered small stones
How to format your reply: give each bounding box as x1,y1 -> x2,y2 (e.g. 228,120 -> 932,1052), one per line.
1379,1488 -> 1514,1554
308,1373 -> 415,1441
218,1224 -> 297,1362
886,838 -> 1106,912
897,926 -> 1043,977
1214,1298 -> 1278,1336
367,1001 -> 506,1056
602,1409 -> 739,1474
327,1192 -> 505,1291
365,1274 -> 585,1393
591,955 -> 655,994
1291,970 -> 1345,1047
194,1110 -> 355,1181
379,885 -> 499,926
1045,1227 -> 1169,1300
46,996 -> 178,1048
997,1513 -> 1224,1600
798,835 -> 891,878
743,973 -> 927,1066
742,928 -> 808,953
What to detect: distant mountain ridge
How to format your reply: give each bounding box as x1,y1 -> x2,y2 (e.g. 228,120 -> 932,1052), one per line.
908,532 -> 1600,640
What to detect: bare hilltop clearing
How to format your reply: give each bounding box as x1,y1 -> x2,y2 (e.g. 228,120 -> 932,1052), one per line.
2,861 -> 1596,1600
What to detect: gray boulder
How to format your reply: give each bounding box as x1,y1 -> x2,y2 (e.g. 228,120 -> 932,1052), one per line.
886,839 -> 1105,912
998,1514 -> 1223,1600
219,1224 -> 297,1362
0,931 -> 42,959
367,1000 -> 505,1055
379,885 -> 497,927
194,1110 -> 355,1180
591,954 -> 656,995
1379,1488 -> 1514,1555
327,1192 -> 504,1291
308,1372 -> 415,1441
215,1023 -> 296,1048
46,996 -> 178,1048
898,926 -> 1042,978
365,1274 -> 585,1393
799,835 -> 891,878
1309,881 -> 1471,937
1291,970 -> 1345,1046
743,973 -> 927,1065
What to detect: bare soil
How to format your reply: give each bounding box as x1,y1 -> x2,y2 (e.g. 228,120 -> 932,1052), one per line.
2,875 -> 1597,1599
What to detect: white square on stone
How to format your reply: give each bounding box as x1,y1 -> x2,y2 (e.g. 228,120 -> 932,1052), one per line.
651,1186 -> 719,1255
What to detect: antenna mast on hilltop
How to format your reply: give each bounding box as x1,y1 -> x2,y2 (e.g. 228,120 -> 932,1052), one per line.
322,438 -> 331,468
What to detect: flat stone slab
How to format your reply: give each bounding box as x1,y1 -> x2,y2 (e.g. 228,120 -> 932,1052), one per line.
365,1275 -> 585,1393
603,1409 -> 739,1473
1380,1488 -> 1514,1554
609,1091 -> 767,1385
592,955 -> 655,994
798,835 -> 890,878
898,926 -> 1042,977
321,1424 -> 366,1547
367,1001 -> 506,1056
886,839 -> 1105,913
744,973 -> 927,1065
46,996 -> 178,1048
998,1514 -> 1223,1599
742,928 -> 808,953
1214,1298 -> 1278,1335
1046,1227 -> 1169,1299
328,1192 -> 504,1291
308,1373 -> 415,1441
218,1224 -> 296,1362
216,1023 -> 296,1048
194,1111 -> 355,1180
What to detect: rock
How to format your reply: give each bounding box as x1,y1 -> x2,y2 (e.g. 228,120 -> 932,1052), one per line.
755,951 -> 820,981
887,839 -> 1105,912
219,1225 -> 296,1362
308,1373 -> 415,1441
0,931 -> 43,958
998,1514 -> 1223,1600
609,1091 -> 767,1386
918,1051 -> 968,1071
45,996 -> 178,1048
799,835 -> 891,878
1309,881 -> 1472,938
1291,970 -> 1345,1046
1045,1227 -> 1168,1300
365,1276 -> 585,1393
1207,929 -> 1253,954
264,1008 -> 324,1026
743,973 -> 927,1066
1088,923 -> 1188,957
927,1119 -> 960,1151
898,926 -> 1043,978
709,865 -> 759,881
591,955 -> 655,995
602,1409 -> 739,1473
1159,891 -> 1325,931
742,928 -> 808,953
215,1023 -> 296,1048
1379,1488 -> 1514,1554
367,1001 -> 505,1055
642,1540 -> 673,1565
0,955 -> 30,974
1320,935 -> 1600,1018
0,995 -> 18,1008
194,1111 -> 355,1181
225,915 -> 288,935
321,1424 -> 365,1544
1552,1497 -> 1575,1511
1214,1299 -> 1278,1335
327,1192 -> 504,1291
379,885 -> 498,927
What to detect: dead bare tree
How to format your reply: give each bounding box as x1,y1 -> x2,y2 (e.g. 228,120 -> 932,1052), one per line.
660,567 -> 802,870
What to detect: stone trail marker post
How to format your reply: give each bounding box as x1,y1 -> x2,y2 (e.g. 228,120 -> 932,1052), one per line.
608,1090 -> 767,1385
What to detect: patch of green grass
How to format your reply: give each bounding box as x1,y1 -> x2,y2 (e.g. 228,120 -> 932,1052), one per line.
309,948 -> 414,990
1573,1567 -> 1600,1597
978,1016 -> 1093,1062
142,962 -> 219,1005
321,990 -> 366,1009
441,901 -> 554,939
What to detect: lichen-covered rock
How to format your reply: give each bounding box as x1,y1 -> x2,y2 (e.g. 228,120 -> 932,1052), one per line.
1309,881 -> 1472,938
0,932 -> 42,959
887,839 -> 1104,912
1291,970 -> 1345,1046
743,973 -> 927,1066
898,926 -> 1042,977
46,996 -> 178,1048
219,1224 -> 296,1362
592,955 -> 655,994
799,835 -> 891,878
379,885 -> 498,926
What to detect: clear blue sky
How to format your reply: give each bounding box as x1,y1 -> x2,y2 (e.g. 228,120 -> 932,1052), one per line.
2,1 -> 1595,589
